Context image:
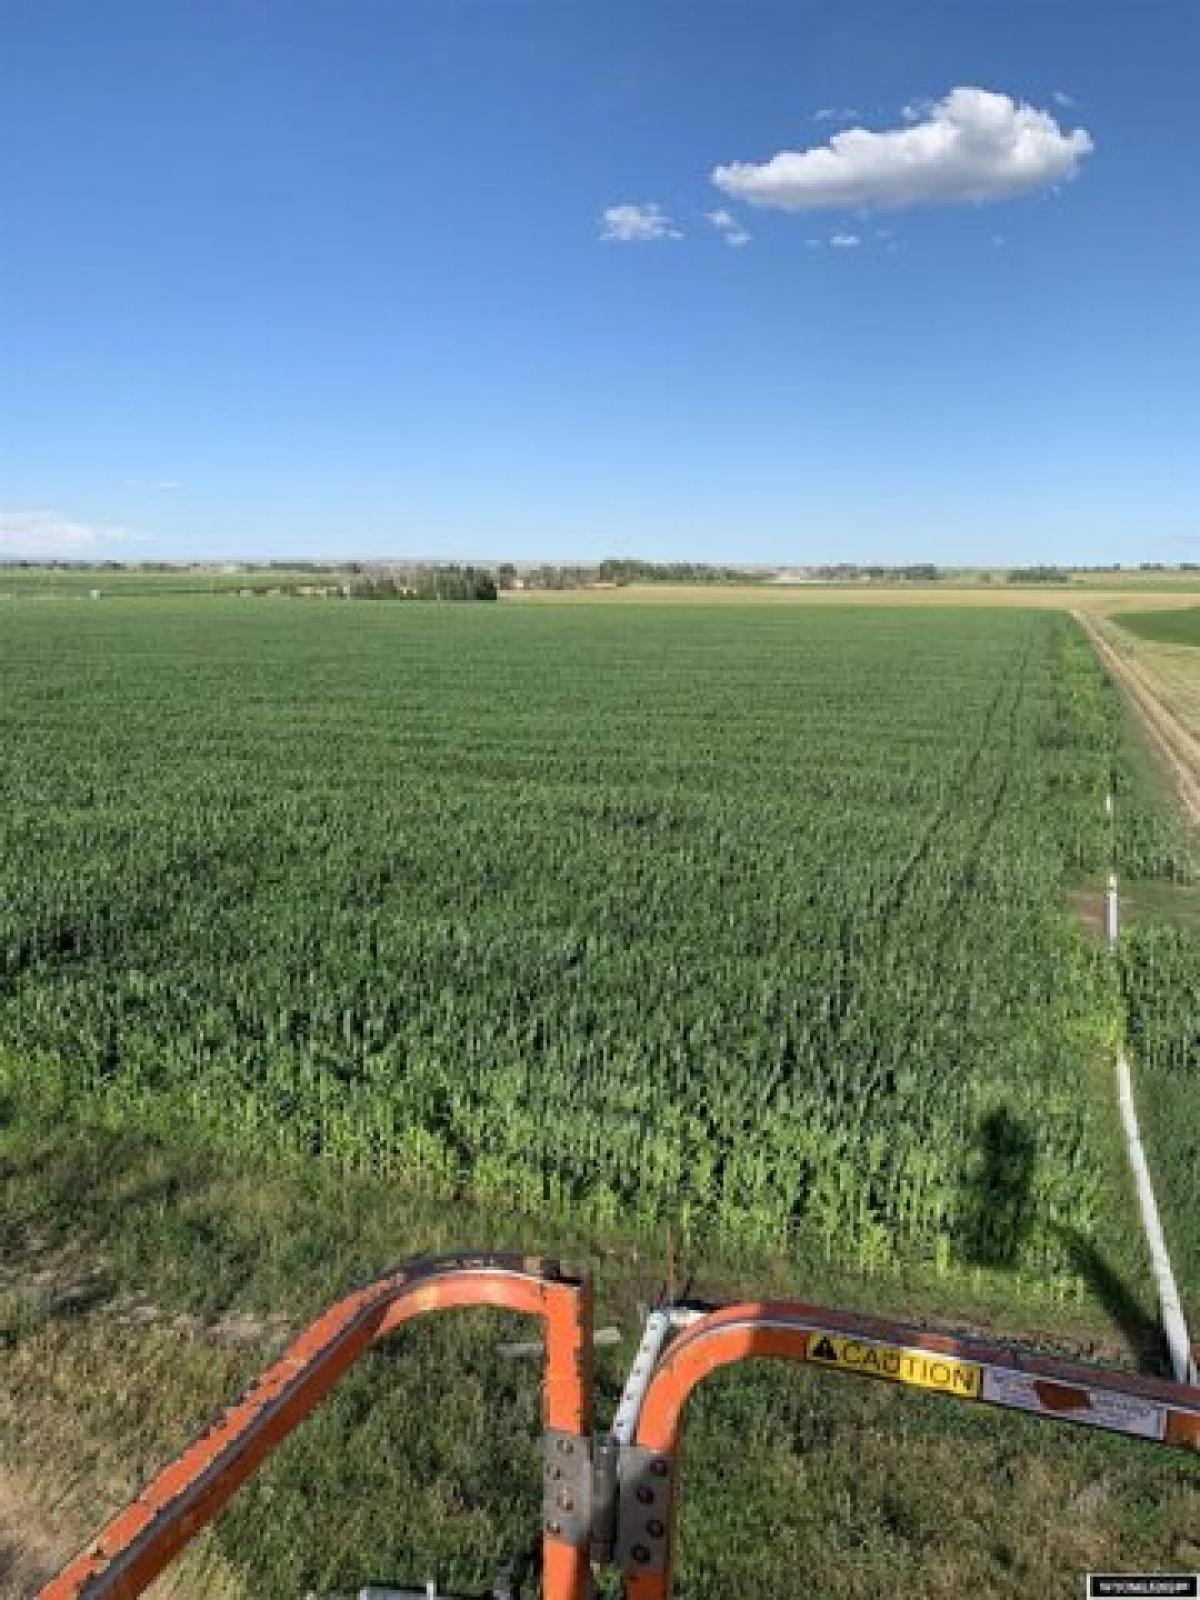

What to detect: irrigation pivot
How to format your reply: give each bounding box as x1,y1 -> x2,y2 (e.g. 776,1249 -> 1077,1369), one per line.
41,1251 -> 1200,1600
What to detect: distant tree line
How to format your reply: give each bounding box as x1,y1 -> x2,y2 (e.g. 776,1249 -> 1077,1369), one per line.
517,558 -> 762,589
808,563 -> 942,582
346,565 -> 498,601
1006,566 -> 1071,584
597,558 -> 760,585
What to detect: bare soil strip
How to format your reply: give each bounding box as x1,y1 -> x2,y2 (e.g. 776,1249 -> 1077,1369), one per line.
1076,611 -> 1200,832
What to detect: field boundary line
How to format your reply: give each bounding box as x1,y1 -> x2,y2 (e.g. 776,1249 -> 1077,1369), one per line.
1075,609 -> 1200,830
1078,607 -> 1197,1381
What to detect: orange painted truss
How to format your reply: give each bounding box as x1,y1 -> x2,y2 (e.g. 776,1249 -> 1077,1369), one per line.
40,1252 -> 593,1600
623,1299 -> 1200,1599
37,1261 -> 1200,1600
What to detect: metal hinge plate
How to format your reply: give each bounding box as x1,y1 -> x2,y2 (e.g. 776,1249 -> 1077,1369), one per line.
542,1428 -> 591,1548
615,1443 -> 676,1576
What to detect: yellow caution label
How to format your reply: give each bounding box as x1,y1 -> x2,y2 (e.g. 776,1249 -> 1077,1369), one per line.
807,1333 -> 981,1399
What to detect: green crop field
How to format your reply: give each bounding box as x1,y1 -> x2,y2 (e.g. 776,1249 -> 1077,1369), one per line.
3,597 -> 1185,1288
1117,606 -> 1200,647
4,594 -> 1199,1598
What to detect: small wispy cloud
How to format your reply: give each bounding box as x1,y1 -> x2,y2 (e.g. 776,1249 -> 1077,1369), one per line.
713,88 -> 1093,212
829,232 -> 861,248
0,509 -> 133,558
812,106 -> 860,124
1053,88 -> 1075,107
705,208 -> 752,247
123,476 -> 184,492
599,202 -> 681,242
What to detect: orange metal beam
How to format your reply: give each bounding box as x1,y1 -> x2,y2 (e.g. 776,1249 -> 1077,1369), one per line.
624,1300 -> 1200,1600
40,1252 -> 592,1600
38,1268 -> 1200,1600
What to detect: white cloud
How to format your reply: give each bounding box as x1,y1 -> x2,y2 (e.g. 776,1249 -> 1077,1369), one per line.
1053,88 -> 1075,107
901,97 -> 935,124
829,232 -> 860,248
705,208 -> 751,247
0,509 -> 131,558
599,202 -> 681,242
712,88 -> 1093,212
123,476 -> 183,491
812,106 -> 859,124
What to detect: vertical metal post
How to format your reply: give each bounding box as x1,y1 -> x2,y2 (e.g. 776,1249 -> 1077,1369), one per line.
1106,871 -> 1120,949
542,1274 -> 595,1600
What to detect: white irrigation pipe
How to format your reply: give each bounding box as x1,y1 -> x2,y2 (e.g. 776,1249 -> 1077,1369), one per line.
1114,1047 -> 1197,1385
1106,808 -> 1198,1386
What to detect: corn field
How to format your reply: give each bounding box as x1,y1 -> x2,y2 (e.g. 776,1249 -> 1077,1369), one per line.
0,599 -> 1168,1282
1120,924 -> 1200,1075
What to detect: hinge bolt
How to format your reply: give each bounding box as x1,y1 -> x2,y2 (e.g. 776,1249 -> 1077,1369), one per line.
633,1544 -> 651,1564
636,1485 -> 654,1504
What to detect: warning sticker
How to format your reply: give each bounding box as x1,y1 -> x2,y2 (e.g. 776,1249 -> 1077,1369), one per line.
807,1334 -> 982,1398
981,1367 -> 1167,1440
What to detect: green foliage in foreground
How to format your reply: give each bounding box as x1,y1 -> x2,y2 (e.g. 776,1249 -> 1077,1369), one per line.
0,600 -> 1134,1289
1116,606 -> 1200,646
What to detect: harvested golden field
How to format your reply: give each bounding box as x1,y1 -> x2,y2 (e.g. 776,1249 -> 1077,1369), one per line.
509,582 -> 1200,612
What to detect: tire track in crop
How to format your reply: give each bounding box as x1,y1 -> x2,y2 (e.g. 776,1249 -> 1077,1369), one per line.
758,625 -> 1041,1263
952,620 -> 1035,892
694,637 -> 1029,1168
711,630 -> 1031,1139
880,615 -> 1035,919
798,620 -> 1035,1080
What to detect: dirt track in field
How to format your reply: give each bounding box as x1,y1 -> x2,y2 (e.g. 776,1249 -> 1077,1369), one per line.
1076,611 -> 1200,832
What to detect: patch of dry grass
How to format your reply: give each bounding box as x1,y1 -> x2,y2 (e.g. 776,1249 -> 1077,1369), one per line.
0,1319 -> 252,1598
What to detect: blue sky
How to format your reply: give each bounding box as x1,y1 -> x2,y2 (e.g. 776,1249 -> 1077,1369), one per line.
2,0 -> 1197,565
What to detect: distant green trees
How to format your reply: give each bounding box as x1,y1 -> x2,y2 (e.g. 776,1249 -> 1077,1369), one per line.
807,563 -> 943,582
594,558 -> 759,585
1007,566 -> 1071,584
347,565 -> 498,601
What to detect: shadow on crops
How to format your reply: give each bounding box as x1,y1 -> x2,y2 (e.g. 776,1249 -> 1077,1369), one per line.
961,1108 -> 1167,1372
961,1108 -> 1038,1270
1051,1226 -> 1169,1375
